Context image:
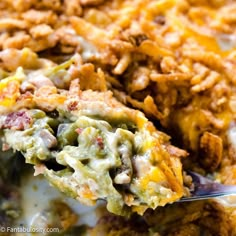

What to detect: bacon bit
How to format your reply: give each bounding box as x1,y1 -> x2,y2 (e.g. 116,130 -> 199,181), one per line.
67,100 -> 78,111
3,110 -> 32,130
75,127 -> 84,134
95,136 -> 104,149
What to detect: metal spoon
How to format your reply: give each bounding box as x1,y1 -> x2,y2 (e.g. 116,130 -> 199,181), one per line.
179,171 -> 236,202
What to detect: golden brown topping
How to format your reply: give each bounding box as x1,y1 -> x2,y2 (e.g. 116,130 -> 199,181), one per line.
80,0 -> 105,6
200,131 -> 223,171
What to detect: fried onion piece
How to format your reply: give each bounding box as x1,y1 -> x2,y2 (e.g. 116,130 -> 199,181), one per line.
199,132 -> 223,172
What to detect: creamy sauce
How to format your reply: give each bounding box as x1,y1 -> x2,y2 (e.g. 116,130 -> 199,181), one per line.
16,168 -> 101,229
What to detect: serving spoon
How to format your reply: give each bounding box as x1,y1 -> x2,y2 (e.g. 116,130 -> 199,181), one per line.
179,171 -> 236,202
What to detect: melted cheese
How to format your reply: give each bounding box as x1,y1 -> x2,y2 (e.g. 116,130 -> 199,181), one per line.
0,68 -> 25,107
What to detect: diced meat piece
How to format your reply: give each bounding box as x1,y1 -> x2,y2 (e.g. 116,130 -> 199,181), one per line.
3,110 -> 32,130
39,129 -> 58,149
